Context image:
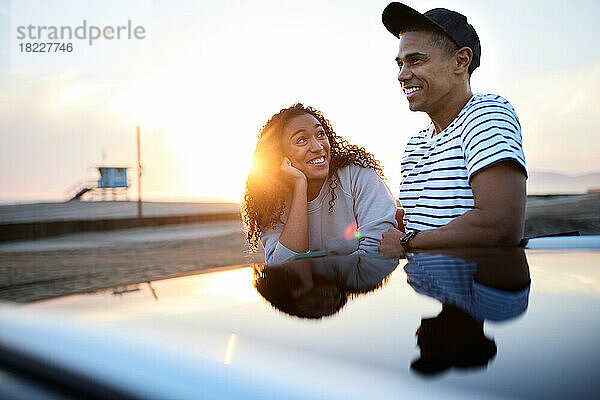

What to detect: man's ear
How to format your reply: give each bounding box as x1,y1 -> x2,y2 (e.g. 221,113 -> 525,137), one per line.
455,47 -> 473,74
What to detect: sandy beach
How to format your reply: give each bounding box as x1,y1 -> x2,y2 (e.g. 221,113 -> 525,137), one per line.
0,221 -> 265,303
0,201 -> 240,224
525,193 -> 600,236
1,194 -> 598,303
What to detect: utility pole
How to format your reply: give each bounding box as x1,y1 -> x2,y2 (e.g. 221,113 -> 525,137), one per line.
137,125 -> 143,219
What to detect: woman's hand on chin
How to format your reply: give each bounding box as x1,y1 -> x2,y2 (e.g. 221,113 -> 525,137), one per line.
281,157 -> 307,186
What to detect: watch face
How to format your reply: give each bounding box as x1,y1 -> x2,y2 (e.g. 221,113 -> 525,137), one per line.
401,232 -> 412,244
400,231 -> 416,251
401,231 -> 417,244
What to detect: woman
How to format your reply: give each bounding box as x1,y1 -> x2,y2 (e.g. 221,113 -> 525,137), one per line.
253,255 -> 399,319
242,103 -> 397,264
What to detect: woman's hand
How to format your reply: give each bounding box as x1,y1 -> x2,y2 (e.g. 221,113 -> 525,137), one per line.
277,157 -> 309,253
396,208 -> 406,233
281,157 -> 307,185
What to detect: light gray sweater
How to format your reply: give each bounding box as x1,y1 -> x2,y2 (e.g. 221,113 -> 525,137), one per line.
261,164 -> 398,264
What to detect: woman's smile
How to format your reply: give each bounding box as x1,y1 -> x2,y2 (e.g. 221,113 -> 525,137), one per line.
282,113 -> 331,182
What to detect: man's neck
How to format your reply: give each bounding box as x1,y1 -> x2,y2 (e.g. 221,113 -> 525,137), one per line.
429,89 -> 473,136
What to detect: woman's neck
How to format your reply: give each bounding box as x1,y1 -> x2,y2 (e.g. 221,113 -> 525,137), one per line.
307,177 -> 326,201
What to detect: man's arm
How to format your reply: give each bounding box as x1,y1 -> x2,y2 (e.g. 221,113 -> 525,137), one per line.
379,160 -> 526,253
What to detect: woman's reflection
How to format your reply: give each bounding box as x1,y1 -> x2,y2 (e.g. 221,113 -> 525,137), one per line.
405,249 -> 531,376
253,255 -> 398,319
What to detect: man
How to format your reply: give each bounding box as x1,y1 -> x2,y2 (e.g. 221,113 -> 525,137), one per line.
378,3 -> 527,254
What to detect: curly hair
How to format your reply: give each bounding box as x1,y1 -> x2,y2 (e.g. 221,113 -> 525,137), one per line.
251,260 -> 393,319
252,263 -> 348,319
241,103 -> 384,252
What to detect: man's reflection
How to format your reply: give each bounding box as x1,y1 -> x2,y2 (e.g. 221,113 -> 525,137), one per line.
405,249 -> 531,376
253,255 -> 398,319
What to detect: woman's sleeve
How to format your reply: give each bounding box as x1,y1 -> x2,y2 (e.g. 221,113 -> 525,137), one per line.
351,167 -> 398,254
261,227 -> 299,265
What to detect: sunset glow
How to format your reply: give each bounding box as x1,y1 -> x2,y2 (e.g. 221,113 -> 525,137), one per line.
1,0 -> 599,203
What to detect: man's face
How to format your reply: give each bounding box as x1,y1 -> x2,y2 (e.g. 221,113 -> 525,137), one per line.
396,31 -> 455,115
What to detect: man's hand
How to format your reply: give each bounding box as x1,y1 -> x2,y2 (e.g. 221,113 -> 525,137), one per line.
379,227 -> 406,256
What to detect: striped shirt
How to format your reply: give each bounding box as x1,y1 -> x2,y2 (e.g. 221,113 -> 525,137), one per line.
400,93 -> 527,232
404,253 -> 530,322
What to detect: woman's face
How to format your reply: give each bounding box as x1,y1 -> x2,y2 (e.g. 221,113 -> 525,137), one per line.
281,113 -> 331,182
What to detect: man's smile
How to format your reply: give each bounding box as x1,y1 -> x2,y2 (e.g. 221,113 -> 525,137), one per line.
402,85 -> 423,99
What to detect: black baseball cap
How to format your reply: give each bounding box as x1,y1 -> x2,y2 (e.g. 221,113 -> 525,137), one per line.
382,2 -> 481,72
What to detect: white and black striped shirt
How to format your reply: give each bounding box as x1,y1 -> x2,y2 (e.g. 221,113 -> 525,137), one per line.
400,93 -> 526,232
404,253 -> 530,322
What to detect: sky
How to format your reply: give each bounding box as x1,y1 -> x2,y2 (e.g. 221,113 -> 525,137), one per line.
1,0 -> 599,203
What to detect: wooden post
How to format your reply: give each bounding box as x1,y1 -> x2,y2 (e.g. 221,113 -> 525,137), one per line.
137,125 -> 142,219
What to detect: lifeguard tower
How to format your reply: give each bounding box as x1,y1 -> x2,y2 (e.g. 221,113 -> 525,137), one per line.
68,166 -> 131,201
96,166 -> 129,200
67,126 -> 143,208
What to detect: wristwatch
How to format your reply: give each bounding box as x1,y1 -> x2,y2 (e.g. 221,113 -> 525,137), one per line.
400,230 -> 418,251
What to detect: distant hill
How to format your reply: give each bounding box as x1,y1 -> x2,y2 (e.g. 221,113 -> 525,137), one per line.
527,171 -> 600,195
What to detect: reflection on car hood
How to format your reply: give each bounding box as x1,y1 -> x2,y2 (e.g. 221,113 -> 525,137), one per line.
1,248 -> 599,399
